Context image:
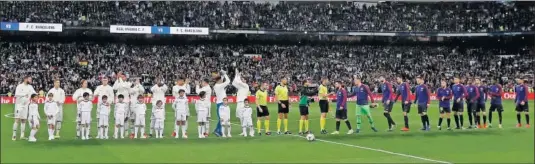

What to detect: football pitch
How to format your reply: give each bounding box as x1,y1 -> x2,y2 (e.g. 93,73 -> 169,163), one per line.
1,100 -> 533,163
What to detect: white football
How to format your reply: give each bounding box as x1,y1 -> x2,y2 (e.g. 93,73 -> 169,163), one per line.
305,133 -> 315,141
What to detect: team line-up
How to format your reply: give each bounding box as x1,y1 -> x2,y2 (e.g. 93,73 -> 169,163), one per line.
10,69 -> 531,142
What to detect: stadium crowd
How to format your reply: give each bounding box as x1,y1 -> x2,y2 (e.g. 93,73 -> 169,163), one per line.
1,42 -> 533,95
1,1 -> 534,32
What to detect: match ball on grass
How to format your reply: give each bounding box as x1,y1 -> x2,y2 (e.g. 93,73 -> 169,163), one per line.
306,133 -> 315,142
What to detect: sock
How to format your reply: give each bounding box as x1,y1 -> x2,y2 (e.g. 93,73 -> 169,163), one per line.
205,122 -> 210,134
98,127 -> 102,138
320,117 -> 326,130
30,129 -> 36,138
335,121 -> 340,131
526,114 -> 530,125
460,115 -> 464,127
249,127 -> 254,134
12,122 -> 18,137
483,115 -> 487,124
222,126 -> 226,135
488,112 -> 493,124
305,120 -> 309,132
356,115 -> 362,129
140,127 -> 145,136
159,129 -> 163,137
76,124 -> 80,136
198,126 -> 202,136
284,119 -> 288,132
345,120 -> 352,130
114,127 -> 118,137
134,127 -> 139,137
438,117 -> 443,127
256,120 -> 262,133
264,120 -> 270,132
476,115 -> 481,125
454,115 -> 460,128
387,113 -> 395,126
242,127 -> 247,135
80,127 -> 85,138
468,112 -> 473,126
498,112 -> 503,124
48,129 -> 52,138
120,127 -> 125,137
384,113 -> 392,128
20,122 -> 26,138
404,115 -> 409,128
367,115 -> 375,127
124,121 -> 129,133
517,113 -> 521,124
181,125 -> 186,135
421,116 -> 426,128
55,122 -> 62,135
227,125 -> 231,135
299,119 -> 304,132
175,124 -> 179,135
277,119 -> 281,132
424,115 -> 430,127
447,118 -> 451,128
104,127 -> 109,138
184,121 -> 188,132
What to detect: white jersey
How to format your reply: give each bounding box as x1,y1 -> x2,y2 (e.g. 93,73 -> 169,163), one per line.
242,106 -> 253,118
73,88 -> 93,103
47,87 -> 66,104
213,74 -> 230,103
79,100 -> 93,112
196,85 -> 212,113
151,84 -> 168,104
114,102 -> 128,117
172,84 -> 191,98
195,99 -> 210,113
130,84 -> 145,102
94,85 -> 114,103
99,102 -> 111,116
44,101 -> 59,116
113,79 -> 132,100
28,102 -> 40,119
153,106 -> 165,120
219,105 -> 231,120
232,73 -> 249,102
14,83 -> 36,105
173,96 -> 189,116
135,102 -> 147,117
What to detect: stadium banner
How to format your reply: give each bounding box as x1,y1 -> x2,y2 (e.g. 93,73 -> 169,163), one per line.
170,27 -> 209,35
109,25 -> 151,34
1,93 -> 533,104
0,22 -> 62,32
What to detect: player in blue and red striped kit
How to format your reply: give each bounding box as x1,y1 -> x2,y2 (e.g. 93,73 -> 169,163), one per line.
514,78 -> 530,128
451,77 -> 468,129
436,80 -> 453,130
488,80 -> 504,128
414,77 -> 431,131
331,81 -> 353,134
380,77 -> 396,131
475,78 -> 488,129
466,79 -> 480,129
395,77 -> 412,131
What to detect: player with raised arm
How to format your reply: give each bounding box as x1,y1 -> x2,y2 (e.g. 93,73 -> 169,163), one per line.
153,100 -> 165,139
395,77 -> 412,131
331,81 -> 353,135
232,68 -> 250,136
172,77 -> 191,136
348,78 -> 378,134
128,79 -> 144,137
275,78 -> 291,135
414,77 -> 431,131
12,76 -> 37,141
94,77 -> 115,136
97,96 -> 111,139
133,95 -> 147,139
173,89 -> 189,139
196,79 -> 212,136
196,91 -> 210,138
79,92 -> 93,140
488,79 -> 504,128
44,93 -> 59,140
27,94 -> 40,142
255,82 -> 271,136
47,79 -> 65,138
213,70 -> 230,137
318,78 -> 330,134
219,98 -> 232,137
451,77 -> 468,129
150,79 -> 168,138
114,72 -> 132,103
298,80 -> 317,135
72,80 -> 93,138
437,80 -> 453,130
379,77 -> 396,131
466,78 -> 480,129
241,99 -> 255,137
514,78 -> 530,128
114,95 -> 128,139
475,78 -> 488,128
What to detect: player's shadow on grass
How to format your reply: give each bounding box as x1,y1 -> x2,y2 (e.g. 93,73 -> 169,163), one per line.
321,128 -> 515,140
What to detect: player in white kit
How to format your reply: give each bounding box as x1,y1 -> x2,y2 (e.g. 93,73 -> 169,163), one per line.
232,68 -> 249,136
128,79 -> 144,137
242,99 -> 255,137
219,98 -> 232,138
173,89 -> 189,139
27,94 -> 40,142
114,95 -> 128,139
196,79 -> 212,136
72,80 -> 93,139
47,80 -> 65,139
134,95 -> 147,139
44,93 -> 59,140
97,96 -> 111,139
79,92 -> 93,140
153,100 -> 165,139
12,76 -> 36,141
172,77 -> 191,137
150,80 -> 168,138
94,77 -> 114,137
213,70 -> 230,137
196,91 -> 210,138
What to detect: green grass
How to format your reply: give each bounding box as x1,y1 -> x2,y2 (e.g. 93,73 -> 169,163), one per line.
1,100 -> 533,163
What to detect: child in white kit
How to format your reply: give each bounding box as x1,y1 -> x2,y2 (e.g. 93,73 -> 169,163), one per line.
114,94 -> 128,139
242,99 -> 254,137
79,92 -> 93,140
153,100 -> 165,138
28,94 -> 40,142
219,97 -> 232,138
44,93 -> 59,140
134,95 -> 147,139
195,91 -> 209,139
172,89 -> 189,139
98,96 -> 111,139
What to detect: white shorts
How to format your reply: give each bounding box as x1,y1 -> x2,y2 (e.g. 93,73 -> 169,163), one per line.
150,118 -> 156,128
55,105 -> 63,121
236,102 -> 245,118
115,114 -> 125,126
47,116 -> 56,125
135,115 -> 145,126
80,112 -> 91,125
175,113 -> 187,121
98,115 -> 109,126
29,115 -> 40,127
221,118 -> 231,126
241,116 -> 252,127
14,103 -> 28,119
154,119 -> 164,129
197,111 -> 208,123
